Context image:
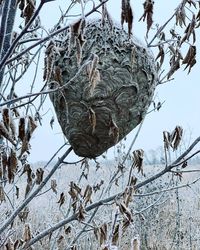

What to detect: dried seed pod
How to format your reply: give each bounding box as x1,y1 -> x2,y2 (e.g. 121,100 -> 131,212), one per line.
49,20 -> 157,158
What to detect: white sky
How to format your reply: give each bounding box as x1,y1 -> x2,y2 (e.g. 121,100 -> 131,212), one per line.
26,0 -> 200,162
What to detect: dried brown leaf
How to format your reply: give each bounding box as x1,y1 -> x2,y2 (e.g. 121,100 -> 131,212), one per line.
35,168 -> 44,185
16,186 -> 19,199
182,45 -> 196,74
109,117 -> 119,144
20,139 -> 29,158
23,0 -> 35,24
7,149 -> 18,183
2,108 -> 10,130
57,192 -> 65,207
27,116 -> 37,139
18,117 -> 26,141
75,37 -> 82,65
77,203 -> 86,221
5,238 -> 14,250
9,117 -> 16,140
88,107 -> 96,134
65,226 -> 72,235
131,237 -> 140,250
0,184 -> 5,202
133,149 -> 144,175
181,161 -> 188,168
0,122 -> 15,145
175,7 -> 186,27
118,202 -> 132,222
139,0 -> 154,37
123,187 -> 134,207
99,223 -> 107,245
23,223 -> 32,242
50,116 -> 55,129
155,45 -> 165,69
83,185 -> 92,206
21,163 -> 32,182
51,179 -> 57,194
167,57 -> 180,79
121,0 -> 134,36
170,125 -> 183,150
180,14 -> 196,45
53,66 -> 62,84
25,181 -> 32,198
18,206 -> 29,222
163,131 -> 171,150
112,224 -> 119,245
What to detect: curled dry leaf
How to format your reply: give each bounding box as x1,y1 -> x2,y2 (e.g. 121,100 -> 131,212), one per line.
22,0 -> 36,24
88,107 -> 96,134
2,108 -> 10,130
131,237 -> 140,250
77,203 -> 86,221
53,66 -> 63,84
16,186 -> 19,199
27,116 -> 37,139
118,202 -> 132,222
5,238 -> 14,250
0,122 -> 16,145
35,168 -> 44,185
182,45 -> 196,74
112,224 -> 119,245
18,117 -> 26,141
175,6 -> 186,27
0,184 -> 5,202
123,187 -> 134,207
21,163 -> 32,183
86,54 -> 100,95
139,0 -> 154,37
51,179 -> 57,194
65,225 -> 72,235
25,181 -> 32,198
50,116 -> 55,129
93,180 -> 104,192
170,125 -> 183,150
163,131 -> 171,150
167,55 -> 181,80
109,117 -> 119,144
18,206 -> 30,222
121,0 -> 134,36
99,223 -> 107,246
182,161 -> 188,168
83,184 -> 93,206
155,45 -> 165,69
102,3 -> 113,28
180,14 -> 196,45
132,149 -> 144,175
57,192 -> 65,208
7,149 -> 18,183
70,19 -> 86,64
23,223 -> 32,242
43,41 -> 55,82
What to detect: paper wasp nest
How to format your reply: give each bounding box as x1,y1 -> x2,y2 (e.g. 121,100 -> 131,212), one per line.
49,20 -> 158,158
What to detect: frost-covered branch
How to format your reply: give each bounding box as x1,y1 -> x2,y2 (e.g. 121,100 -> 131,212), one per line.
0,146 -> 73,234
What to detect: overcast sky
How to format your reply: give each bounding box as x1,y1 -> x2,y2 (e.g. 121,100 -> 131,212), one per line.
27,0 -> 200,162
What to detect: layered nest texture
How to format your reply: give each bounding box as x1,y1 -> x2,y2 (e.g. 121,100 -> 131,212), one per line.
49,20 -> 158,158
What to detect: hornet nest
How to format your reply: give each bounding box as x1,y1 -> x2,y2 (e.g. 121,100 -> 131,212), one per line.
47,19 -> 158,158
